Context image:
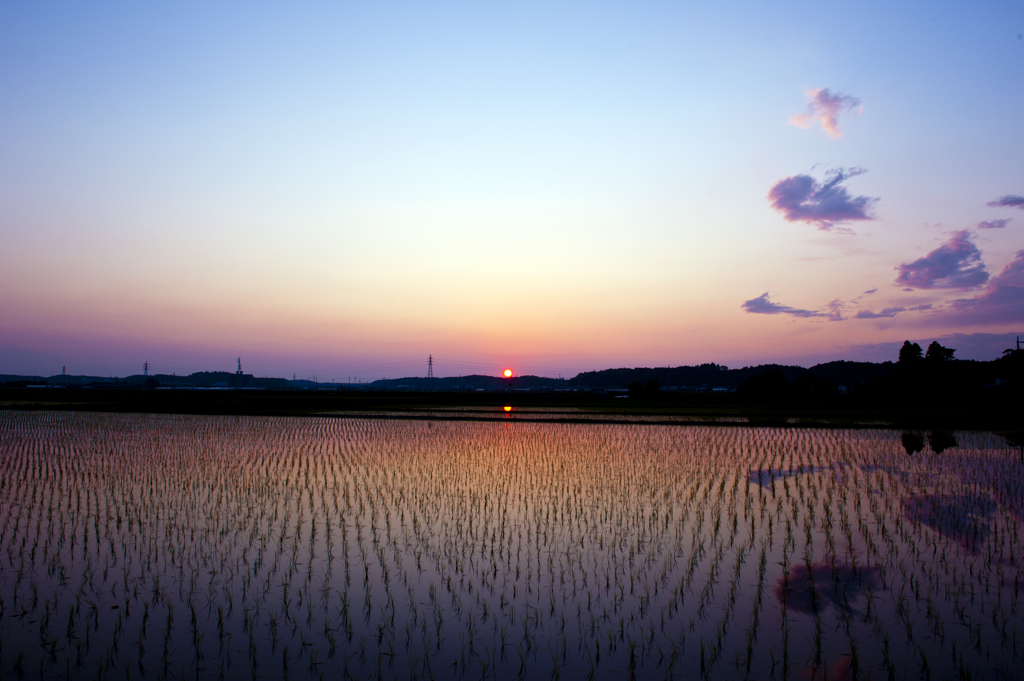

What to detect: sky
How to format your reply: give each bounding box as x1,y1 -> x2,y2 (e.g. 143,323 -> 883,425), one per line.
1,1 -> 1022,380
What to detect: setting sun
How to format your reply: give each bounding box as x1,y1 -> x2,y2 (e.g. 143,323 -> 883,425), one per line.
503,369 -> 512,378
503,405 -> 512,412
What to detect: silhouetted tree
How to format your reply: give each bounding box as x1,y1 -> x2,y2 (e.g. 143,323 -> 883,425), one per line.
627,380 -> 645,397
737,368 -> 789,401
789,374 -> 840,402
901,432 -> 925,455
899,341 -> 923,364
925,341 -> 955,363
644,379 -> 660,393
997,348 -> 1023,384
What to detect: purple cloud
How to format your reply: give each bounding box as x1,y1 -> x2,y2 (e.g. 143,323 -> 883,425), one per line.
742,292 -> 822,318
978,219 -> 1010,229
947,251 -> 1024,323
987,195 -> 1024,209
894,231 -> 989,290
855,307 -> 906,319
788,88 -> 862,138
824,298 -> 845,321
767,168 -> 877,231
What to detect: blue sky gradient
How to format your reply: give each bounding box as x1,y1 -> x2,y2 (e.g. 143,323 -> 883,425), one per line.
1,1 -> 1022,378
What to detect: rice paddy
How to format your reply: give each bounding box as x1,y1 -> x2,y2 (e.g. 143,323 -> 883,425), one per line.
0,410 -> 1022,680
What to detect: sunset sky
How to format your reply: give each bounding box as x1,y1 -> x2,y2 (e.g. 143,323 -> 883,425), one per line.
2,1 -> 1022,379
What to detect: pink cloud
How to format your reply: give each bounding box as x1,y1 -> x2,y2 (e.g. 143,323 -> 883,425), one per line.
947,250 -> 1024,323
895,231 -> 989,290
978,219 -> 1010,229
788,87 -> 862,138
767,168 -> 877,231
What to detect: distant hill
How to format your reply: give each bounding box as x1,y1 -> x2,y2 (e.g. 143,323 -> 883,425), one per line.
568,361 -> 899,390
364,374 -> 569,391
2,351 -> 1017,394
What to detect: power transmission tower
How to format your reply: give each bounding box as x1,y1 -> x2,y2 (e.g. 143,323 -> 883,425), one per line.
427,355 -> 434,391
144,361 -> 149,377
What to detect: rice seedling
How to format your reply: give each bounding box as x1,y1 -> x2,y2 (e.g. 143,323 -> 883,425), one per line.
0,411 -> 1021,678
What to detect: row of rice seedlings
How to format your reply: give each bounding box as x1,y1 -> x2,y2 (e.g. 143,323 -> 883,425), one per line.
0,410 -> 1020,679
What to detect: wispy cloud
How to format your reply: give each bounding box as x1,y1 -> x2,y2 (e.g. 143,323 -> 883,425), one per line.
978,219 -> 1010,229
894,231 -> 989,290
788,88 -> 862,139
741,292 -> 822,318
767,168 -> 877,231
947,251 -> 1024,323
855,307 -> 906,319
987,195 -> 1024,209
824,298 -> 845,321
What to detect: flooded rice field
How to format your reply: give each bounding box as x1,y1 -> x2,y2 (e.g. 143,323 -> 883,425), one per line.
0,411 -> 1022,680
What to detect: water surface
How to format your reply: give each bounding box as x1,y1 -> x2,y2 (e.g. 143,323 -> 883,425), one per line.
0,411 -> 1021,680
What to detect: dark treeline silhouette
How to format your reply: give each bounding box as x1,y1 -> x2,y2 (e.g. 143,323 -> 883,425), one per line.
568,343 -> 1022,403
853,342 -> 1022,404
2,342 -> 1021,413
1,345 -> 1020,429
568,361 -> 898,392
363,375 -> 567,391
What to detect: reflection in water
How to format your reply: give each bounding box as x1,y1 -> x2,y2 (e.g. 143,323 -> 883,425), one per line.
801,657 -> 854,681
901,431 -> 924,454
746,465 -> 841,489
774,560 -> 880,615
0,413 -> 1021,680
928,430 -> 957,454
903,493 -> 997,551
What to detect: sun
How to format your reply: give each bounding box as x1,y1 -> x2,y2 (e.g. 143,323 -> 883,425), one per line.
503,369 -> 513,378
503,406 -> 512,412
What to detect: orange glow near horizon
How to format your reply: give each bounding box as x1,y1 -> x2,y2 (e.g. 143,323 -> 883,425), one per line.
503,369 -> 512,378
503,405 -> 512,412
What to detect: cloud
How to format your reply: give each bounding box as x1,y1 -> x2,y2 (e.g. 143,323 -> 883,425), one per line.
824,298 -> 845,321
946,251 -> 1024,324
741,292 -> 822,318
978,219 -> 1010,229
987,195 -> 1024,209
767,168 -> 877,231
788,88 -> 862,138
855,307 -> 906,319
894,231 -> 989,290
